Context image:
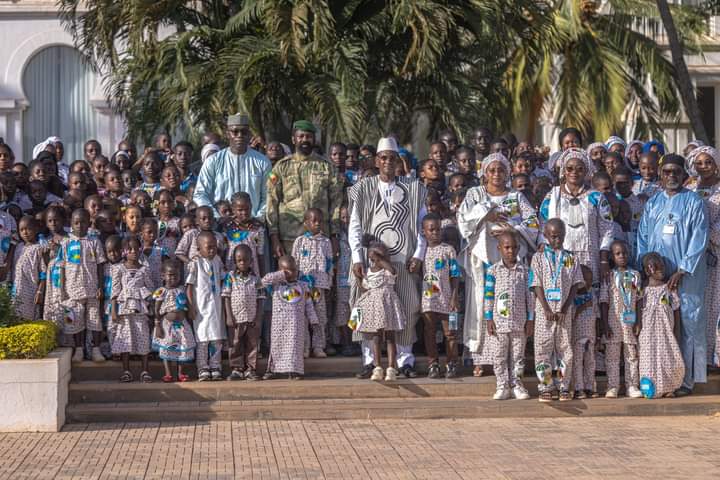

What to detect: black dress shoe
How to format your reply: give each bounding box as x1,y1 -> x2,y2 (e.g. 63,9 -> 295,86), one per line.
355,364 -> 376,379
400,365 -> 417,378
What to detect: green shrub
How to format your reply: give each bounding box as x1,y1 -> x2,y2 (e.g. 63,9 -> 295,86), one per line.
0,321 -> 57,360
0,283 -> 20,328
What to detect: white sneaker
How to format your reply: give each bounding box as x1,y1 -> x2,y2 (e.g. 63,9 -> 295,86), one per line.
493,387 -> 511,400
605,387 -> 618,398
512,385 -> 530,400
312,348 -> 327,358
370,366 -> 384,381
91,347 -> 106,363
72,348 -> 84,363
627,385 -> 643,398
385,367 -> 398,381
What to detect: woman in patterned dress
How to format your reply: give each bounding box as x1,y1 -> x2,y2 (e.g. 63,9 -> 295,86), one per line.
354,242 -> 405,382
110,236 -> 155,383
639,253 -> 685,398
457,153 -> 539,376
686,146 -> 720,367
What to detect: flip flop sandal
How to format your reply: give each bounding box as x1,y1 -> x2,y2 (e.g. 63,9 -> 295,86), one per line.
140,371 -> 153,383
162,375 -> 174,383
120,370 -> 133,383
178,374 -> 190,382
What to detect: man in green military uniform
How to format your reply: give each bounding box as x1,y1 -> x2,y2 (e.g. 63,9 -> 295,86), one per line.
266,120 -> 344,257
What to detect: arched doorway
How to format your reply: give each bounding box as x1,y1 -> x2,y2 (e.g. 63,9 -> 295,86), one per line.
22,45 -> 97,163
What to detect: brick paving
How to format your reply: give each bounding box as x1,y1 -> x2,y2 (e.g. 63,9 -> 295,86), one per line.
1,416 -> 719,479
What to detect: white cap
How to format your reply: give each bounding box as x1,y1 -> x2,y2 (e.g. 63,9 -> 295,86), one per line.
376,137 -> 399,153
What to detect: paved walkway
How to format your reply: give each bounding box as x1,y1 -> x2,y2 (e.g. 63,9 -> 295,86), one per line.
1,416 -> 719,479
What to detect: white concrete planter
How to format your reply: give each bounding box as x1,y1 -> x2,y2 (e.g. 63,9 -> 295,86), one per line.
0,348 -> 71,432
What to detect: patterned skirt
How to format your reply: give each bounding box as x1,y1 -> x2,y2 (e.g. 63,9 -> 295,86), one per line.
109,314 -> 151,355
152,318 -> 197,362
355,286 -> 405,334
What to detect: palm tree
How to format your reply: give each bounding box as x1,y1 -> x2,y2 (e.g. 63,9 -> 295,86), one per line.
507,0 -> 707,142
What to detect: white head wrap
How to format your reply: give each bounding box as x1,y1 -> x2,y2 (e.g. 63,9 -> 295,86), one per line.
687,146 -> 720,176
558,147 -> 596,179
605,136 -> 626,151
32,136 -> 62,160
376,137 -> 399,154
480,152 -> 511,178
586,142 -> 607,156
201,143 -> 220,162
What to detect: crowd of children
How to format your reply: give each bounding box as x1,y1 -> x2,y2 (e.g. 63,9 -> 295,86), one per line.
0,131 -> 708,403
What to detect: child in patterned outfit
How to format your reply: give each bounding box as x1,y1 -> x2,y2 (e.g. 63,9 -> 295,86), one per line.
485,231 -> 533,400
110,236 -> 154,382
155,189 -> 181,255
262,255 -> 318,380
335,206 -> 353,356
0,225 -> 14,282
632,152 -> 661,201
573,265 -> 598,399
186,231 -> 226,381
60,209 -> 107,363
44,242 -> 64,330
530,219 -> 583,402
638,253 -> 685,398
291,208 -> 333,358
420,213 -> 461,379
13,216 -> 46,321
140,218 -> 169,290
176,206 -> 226,264
614,169 -> 643,265
101,236 -> 123,350
152,258 -> 196,383
224,192 -> 265,278
223,244 -> 264,381
600,240 -> 643,399
353,242 -> 405,382
122,205 -> 143,238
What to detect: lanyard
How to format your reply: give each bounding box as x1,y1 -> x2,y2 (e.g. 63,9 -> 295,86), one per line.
614,270 -> 635,311
544,247 -> 565,288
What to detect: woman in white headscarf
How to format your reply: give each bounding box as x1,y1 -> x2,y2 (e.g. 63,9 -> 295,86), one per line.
457,153 -> 539,376
686,146 -> 720,366
539,148 -> 614,287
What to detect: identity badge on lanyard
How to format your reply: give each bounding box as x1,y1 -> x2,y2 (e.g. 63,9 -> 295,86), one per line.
545,249 -> 564,302
616,270 -> 636,324
662,213 -> 676,236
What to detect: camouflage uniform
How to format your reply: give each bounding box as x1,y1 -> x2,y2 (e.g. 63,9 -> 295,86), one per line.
265,153 -> 344,254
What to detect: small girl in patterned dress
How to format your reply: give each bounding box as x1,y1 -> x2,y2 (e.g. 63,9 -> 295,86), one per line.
101,236 -> 124,350
573,265 -> 598,399
353,242 -> 405,382
292,208 -> 333,358
420,213 -> 461,379
152,258 -> 196,382
262,255 -> 318,380
600,240 -> 643,399
110,236 -> 154,382
223,192 -> 265,278
59,208 -> 107,363
638,253 -> 684,398
140,218 -> 169,290
44,242 -> 65,332
13,216 -> 46,321
155,189 -> 181,255
223,244 -> 264,381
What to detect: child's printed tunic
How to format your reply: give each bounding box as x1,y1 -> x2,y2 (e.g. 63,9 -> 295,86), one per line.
483,261 -> 533,333
58,234 -> 106,331
354,269 -> 406,334
176,229 -> 226,261
600,270 -> 642,346
422,243 -> 461,314
638,285 -> 685,397
687,181 -> 720,365
573,291 -> 597,392
151,286 -> 196,362
224,223 -> 265,275
222,272 -> 262,323
157,217 -> 181,255
186,256 -> 226,343
291,233 -> 333,290
44,256 -> 65,328
109,264 -> 154,355
530,248 -> 583,392
141,245 -> 168,290
262,271 -> 318,374
632,179 -> 661,199
12,243 -> 46,320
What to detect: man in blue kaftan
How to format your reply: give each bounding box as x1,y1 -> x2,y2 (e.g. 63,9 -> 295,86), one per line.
637,154 -> 708,395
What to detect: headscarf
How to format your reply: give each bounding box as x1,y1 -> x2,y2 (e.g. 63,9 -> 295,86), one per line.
685,139 -> 705,153
558,147 -> 596,180
605,136 -> 626,151
686,146 -> 720,176
112,150 -> 130,164
642,140 -> 665,155
480,152 -> 510,178
32,136 -> 62,160
585,142 -> 607,156
201,143 -> 220,162
659,153 -> 685,170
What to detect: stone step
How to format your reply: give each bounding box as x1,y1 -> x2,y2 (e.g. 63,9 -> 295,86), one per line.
69,373 -> 720,404
66,395 -> 720,423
